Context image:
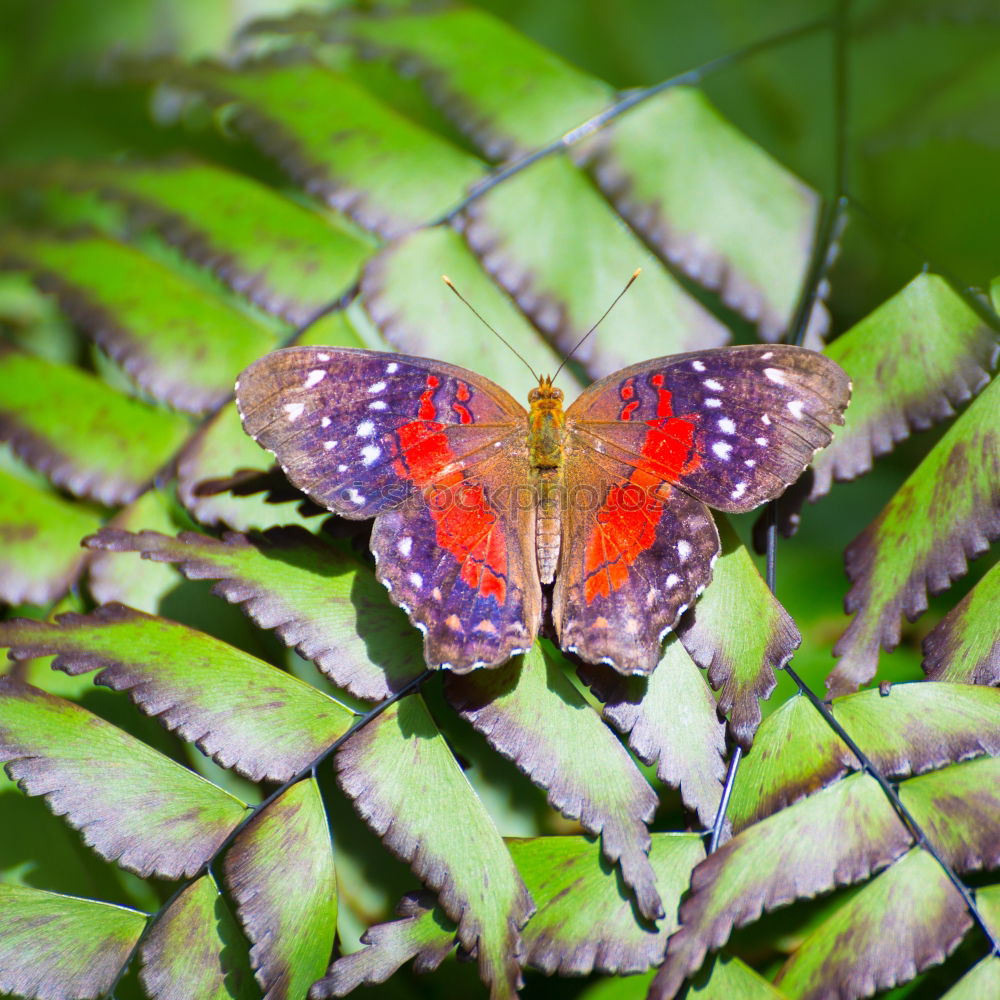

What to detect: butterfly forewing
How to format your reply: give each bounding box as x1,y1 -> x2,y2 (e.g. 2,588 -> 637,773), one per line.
236,347 -> 528,518
565,344 -> 851,514
236,347 -> 541,670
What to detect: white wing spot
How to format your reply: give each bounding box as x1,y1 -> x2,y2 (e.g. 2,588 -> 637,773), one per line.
323,440 -> 337,451
677,539 -> 692,561
368,381 -> 386,394
337,464 -> 348,472
321,416 -> 331,428
703,378 -> 723,391
317,352 -> 331,361
732,482 -> 748,499
356,420 -> 375,437
764,368 -> 786,384
386,362 -> 399,374
397,537 -> 412,557
762,414 -> 772,425
755,437 -> 768,446
409,571 -> 423,589
369,400 -> 387,410
304,369 -> 325,388
761,351 -> 774,360
283,402 -> 305,421
712,441 -> 733,460
704,398 -> 722,408
665,573 -> 681,587
361,445 -> 381,466
745,458 -> 756,467
787,399 -> 805,419
692,360 -> 706,372
346,488 -> 365,505
718,417 -> 736,434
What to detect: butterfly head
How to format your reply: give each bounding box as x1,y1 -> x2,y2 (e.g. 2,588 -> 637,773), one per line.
528,375 -> 564,413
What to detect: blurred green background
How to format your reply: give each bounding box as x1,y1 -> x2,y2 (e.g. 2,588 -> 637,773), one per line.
1,0 -> 998,699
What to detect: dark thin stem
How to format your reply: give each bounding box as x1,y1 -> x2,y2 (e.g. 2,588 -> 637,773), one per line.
435,16 -> 831,226
708,746 -> 741,852
98,668 -> 435,1000
784,664 -> 1000,957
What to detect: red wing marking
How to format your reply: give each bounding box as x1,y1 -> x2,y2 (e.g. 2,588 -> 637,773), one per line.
583,483 -> 666,602
417,374 -> 440,421
395,386 -> 508,604
582,375 -> 702,603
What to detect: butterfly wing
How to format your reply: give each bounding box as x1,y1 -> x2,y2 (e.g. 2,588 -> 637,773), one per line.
555,345 -> 849,672
236,347 -> 541,671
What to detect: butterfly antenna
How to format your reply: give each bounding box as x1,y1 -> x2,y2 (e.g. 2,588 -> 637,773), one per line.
552,268 -> 642,381
442,275 -> 539,381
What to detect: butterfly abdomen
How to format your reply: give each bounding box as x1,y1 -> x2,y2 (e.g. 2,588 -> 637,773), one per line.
528,377 -> 567,584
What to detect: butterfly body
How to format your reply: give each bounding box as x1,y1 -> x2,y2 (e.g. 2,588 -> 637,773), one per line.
236,344 -> 850,675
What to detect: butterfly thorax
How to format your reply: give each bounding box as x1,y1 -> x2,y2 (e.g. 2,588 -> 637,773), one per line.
527,377 -> 567,584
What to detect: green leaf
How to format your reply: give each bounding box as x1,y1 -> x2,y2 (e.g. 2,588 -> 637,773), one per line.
677,518 -> 800,748
939,884 -> 1000,999
461,153 -> 729,379
729,683 -> 1000,831
0,467 -> 100,605
0,604 -> 355,783
84,526 -> 425,700
161,59 -> 485,237
812,273 -> 998,498
140,876 -> 256,1000
360,225 -> 570,398
224,779 -> 337,1000
324,833 -> 706,988
445,644 -> 663,922
86,488 -> 180,612
0,882 -> 146,1000
83,158 -> 371,324
650,772 -> 912,998
0,678 -> 247,878
311,892 -> 457,997
773,848 -> 969,1000
330,6 -> 613,159
176,403 -> 329,532
2,231 -> 277,413
580,86 -> 824,342
580,635 -> 727,828
899,755 -> 1000,872
922,558 -> 1000,685
334,694 -> 533,999
942,956 -> 1000,1000
512,833 -> 704,975
680,953 -> 789,999
830,374 -> 1000,694
0,350 -> 191,505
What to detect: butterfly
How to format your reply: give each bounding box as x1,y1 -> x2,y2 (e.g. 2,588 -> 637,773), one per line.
235,345 -> 850,675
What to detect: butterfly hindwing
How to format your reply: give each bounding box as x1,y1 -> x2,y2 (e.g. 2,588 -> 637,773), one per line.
236,347 -> 541,670
371,465 -> 541,671
553,443 -> 720,672
564,344 -> 851,513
